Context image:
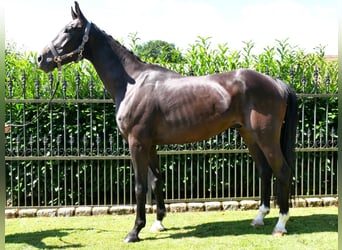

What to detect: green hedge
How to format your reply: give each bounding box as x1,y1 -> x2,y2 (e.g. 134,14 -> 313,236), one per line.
5,37 -> 338,206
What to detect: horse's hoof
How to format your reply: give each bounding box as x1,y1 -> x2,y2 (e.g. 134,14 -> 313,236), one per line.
124,233 -> 140,243
150,220 -> 165,232
272,230 -> 286,236
250,219 -> 264,227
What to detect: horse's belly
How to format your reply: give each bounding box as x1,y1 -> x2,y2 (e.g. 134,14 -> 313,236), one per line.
154,115 -> 235,145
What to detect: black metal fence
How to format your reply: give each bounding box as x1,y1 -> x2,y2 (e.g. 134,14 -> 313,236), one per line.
5,69 -> 338,208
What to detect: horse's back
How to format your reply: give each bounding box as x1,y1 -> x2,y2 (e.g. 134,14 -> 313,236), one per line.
211,69 -> 288,100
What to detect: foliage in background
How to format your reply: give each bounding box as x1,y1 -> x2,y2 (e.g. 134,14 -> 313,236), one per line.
5,37 -> 338,206
135,39 -> 183,63
5,37 -> 338,98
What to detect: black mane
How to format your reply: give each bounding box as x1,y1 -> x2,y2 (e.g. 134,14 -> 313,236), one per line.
93,23 -> 144,64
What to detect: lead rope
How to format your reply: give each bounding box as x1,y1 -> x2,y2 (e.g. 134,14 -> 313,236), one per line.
8,69 -> 62,128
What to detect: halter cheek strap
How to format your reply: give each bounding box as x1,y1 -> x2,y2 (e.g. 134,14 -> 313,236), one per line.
49,21 -> 92,71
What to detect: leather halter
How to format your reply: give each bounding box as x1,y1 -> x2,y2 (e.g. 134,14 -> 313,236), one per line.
49,21 -> 92,70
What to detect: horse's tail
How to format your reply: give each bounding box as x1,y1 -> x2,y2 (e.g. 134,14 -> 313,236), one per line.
280,83 -> 298,171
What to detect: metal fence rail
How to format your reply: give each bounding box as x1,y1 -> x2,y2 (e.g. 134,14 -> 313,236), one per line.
5,70 -> 338,208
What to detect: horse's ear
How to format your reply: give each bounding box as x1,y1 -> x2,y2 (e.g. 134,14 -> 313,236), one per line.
74,1 -> 88,24
71,7 -> 77,20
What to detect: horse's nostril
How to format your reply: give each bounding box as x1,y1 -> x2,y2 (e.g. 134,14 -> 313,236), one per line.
37,55 -> 42,63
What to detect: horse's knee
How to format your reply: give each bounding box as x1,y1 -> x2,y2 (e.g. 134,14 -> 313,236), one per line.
135,184 -> 148,197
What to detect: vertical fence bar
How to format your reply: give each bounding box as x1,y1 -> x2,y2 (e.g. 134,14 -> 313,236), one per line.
102,87 -> 107,205
177,154 -> 181,199
7,80 -> 13,206
21,72 -> 27,207
227,129 -> 231,198
184,153 -> 187,200
300,75 -> 306,197
70,134 -> 74,205
109,134 -> 113,205
306,129 -> 311,195
324,74 -> 330,196
29,135 -> 33,206
89,78 -> 94,206
83,134 -> 87,205
246,154 -> 249,197
319,129 -> 323,196
116,159 -> 120,205
43,135 -> 47,206
116,131 -> 120,204
233,130 -> 237,198
48,73 -> 54,206
62,78 -> 67,206
15,136 -> 20,206
221,152 -> 224,199
35,77 -> 41,206
331,128 -> 336,195
312,67 -> 319,196
57,134 -> 61,205
76,73 -> 81,206
96,134 -> 100,205
203,152 -> 206,199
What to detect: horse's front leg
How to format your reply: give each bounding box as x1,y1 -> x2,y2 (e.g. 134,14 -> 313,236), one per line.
124,137 -> 149,243
148,146 -> 166,232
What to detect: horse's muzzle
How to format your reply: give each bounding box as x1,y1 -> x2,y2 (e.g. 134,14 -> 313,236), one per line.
37,49 -> 55,73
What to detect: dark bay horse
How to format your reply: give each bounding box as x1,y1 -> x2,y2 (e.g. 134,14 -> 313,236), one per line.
38,2 -> 298,243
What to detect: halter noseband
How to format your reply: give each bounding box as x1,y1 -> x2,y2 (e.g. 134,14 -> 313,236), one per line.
49,21 -> 92,71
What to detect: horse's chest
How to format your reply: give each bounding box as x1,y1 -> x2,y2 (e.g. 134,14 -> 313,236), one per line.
116,104 -> 131,135
116,96 -> 144,136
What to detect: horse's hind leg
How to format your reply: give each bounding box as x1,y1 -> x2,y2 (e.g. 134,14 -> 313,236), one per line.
258,143 -> 291,235
249,145 -> 272,226
239,129 -> 272,227
148,146 -> 166,232
242,128 -> 291,234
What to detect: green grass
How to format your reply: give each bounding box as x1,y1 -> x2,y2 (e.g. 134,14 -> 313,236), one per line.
5,207 -> 337,250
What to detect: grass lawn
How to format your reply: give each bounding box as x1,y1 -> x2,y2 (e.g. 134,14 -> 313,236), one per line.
5,207 -> 337,250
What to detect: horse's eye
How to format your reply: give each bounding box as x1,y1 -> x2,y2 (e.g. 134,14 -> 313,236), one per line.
64,25 -> 74,33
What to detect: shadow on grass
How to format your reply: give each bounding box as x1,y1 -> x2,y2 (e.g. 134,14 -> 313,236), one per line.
164,214 -> 337,239
5,228 -> 90,249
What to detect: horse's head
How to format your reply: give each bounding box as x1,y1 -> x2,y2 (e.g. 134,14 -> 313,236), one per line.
38,1 -> 91,72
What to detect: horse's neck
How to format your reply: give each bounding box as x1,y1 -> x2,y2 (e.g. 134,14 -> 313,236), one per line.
86,26 -> 144,109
